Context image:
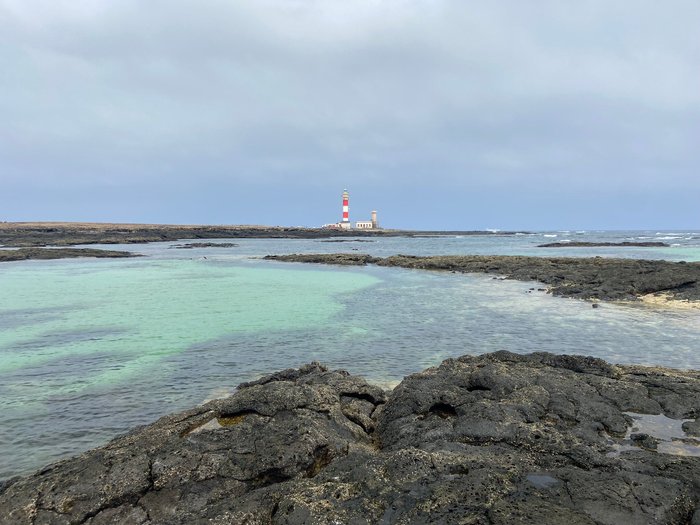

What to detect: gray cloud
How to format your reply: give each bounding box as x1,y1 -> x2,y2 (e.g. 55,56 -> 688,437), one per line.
0,0 -> 698,226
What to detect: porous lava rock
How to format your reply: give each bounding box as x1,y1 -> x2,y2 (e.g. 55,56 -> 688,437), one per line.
1,353 -> 699,524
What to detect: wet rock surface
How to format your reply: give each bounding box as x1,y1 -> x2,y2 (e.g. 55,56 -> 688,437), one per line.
2,353 -> 700,524
265,253 -> 700,302
0,247 -> 136,263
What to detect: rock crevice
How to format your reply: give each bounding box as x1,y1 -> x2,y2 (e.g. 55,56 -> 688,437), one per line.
1,352 -> 699,524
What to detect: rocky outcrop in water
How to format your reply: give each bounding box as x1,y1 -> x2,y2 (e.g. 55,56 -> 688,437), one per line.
264,253 -> 700,303
538,242 -> 670,248
170,243 -> 238,249
318,239 -> 377,243
1,352 -> 699,524
0,248 -> 136,263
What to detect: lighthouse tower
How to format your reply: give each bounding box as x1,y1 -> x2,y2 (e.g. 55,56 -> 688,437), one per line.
341,189 -> 351,229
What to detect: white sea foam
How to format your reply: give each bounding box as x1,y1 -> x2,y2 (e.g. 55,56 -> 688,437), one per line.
543,234 -> 557,238
202,387 -> 234,403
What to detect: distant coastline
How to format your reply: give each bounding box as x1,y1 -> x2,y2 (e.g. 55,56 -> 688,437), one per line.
0,222 -> 529,248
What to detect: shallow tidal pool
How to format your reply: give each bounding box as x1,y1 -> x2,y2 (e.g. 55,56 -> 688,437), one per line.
1,240 -> 699,478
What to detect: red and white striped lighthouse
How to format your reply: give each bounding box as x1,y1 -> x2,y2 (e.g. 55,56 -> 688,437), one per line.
341,189 -> 350,226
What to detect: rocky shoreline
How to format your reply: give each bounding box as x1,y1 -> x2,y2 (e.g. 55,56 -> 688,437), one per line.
0,247 -> 137,263
264,253 -> 700,303
0,223 -> 527,248
1,352 -> 699,524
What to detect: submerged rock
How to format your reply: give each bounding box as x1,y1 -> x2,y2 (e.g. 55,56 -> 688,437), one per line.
170,242 -> 238,249
1,353 -> 700,524
318,239 -> 377,243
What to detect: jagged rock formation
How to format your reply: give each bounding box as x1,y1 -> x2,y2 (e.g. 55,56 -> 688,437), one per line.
265,253 -> 700,302
1,352 -> 699,524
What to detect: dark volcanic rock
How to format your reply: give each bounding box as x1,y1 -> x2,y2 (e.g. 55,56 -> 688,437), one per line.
170,242 -> 238,249
265,253 -> 381,266
0,247 -> 136,263
0,363 -> 387,525
630,433 -> 660,450
538,242 -> 670,248
265,253 -> 700,303
0,223 -> 528,247
318,239 -> 377,243
683,420 -> 700,437
2,353 -> 700,524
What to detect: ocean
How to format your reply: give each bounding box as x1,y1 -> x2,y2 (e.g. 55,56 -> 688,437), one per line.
1,230 -> 699,479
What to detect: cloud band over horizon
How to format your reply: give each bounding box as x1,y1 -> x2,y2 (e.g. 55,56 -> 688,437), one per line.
1,0 -> 698,229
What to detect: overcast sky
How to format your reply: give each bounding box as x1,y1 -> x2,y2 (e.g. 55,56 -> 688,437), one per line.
1,0 -> 698,229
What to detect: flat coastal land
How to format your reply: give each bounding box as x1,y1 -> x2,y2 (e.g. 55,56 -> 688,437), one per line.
0,222 -> 526,247
265,253 -> 700,304
2,352 -> 699,524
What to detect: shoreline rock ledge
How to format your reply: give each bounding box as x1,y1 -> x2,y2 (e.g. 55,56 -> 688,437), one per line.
264,253 -> 700,303
2,352 -> 700,524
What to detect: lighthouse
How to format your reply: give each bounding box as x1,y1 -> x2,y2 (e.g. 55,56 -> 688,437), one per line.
321,188 -> 382,229
341,189 -> 351,229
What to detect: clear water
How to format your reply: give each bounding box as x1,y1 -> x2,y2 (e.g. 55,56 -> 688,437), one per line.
1,231 -> 699,478
606,413 -> 700,457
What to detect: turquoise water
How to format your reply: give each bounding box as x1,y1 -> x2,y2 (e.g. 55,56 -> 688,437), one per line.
1,232 -> 700,478
0,259 -> 378,382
